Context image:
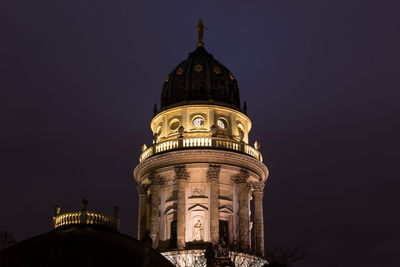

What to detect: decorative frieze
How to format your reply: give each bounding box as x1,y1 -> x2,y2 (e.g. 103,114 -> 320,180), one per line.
174,165 -> 190,180
232,169 -> 249,184
206,164 -> 221,180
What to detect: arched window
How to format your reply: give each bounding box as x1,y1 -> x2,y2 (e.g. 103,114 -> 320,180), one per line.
219,220 -> 229,244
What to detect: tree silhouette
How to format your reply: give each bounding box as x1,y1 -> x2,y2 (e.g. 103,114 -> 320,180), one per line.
0,230 -> 16,250
265,246 -> 306,267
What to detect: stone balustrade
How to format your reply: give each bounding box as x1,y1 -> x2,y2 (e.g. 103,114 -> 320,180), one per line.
140,137 -> 263,162
53,211 -> 119,230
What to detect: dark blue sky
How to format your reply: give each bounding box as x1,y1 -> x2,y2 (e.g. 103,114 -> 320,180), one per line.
1,1 -> 399,266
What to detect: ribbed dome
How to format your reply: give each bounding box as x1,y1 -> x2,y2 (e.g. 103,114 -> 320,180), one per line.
160,46 -> 241,112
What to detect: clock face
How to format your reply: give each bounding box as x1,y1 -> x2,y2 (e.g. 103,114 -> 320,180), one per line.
217,119 -> 227,129
193,117 -> 205,127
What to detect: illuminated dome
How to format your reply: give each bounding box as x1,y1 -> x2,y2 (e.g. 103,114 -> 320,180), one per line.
160,45 -> 242,112
0,201 -> 173,267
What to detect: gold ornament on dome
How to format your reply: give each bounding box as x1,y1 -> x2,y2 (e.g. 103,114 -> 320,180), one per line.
165,75 -> 169,82
213,66 -> 221,74
197,19 -> 207,47
194,64 -> 203,72
229,73 -> 235,80
176,67 -> 184,75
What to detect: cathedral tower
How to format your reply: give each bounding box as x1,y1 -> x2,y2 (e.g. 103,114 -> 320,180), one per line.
134,21 -> 269,260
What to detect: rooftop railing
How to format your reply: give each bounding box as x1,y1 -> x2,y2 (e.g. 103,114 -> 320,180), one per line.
139,137 -> 263,162
53,211 -> 119,230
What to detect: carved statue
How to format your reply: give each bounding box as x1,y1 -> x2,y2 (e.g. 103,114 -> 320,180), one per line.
197,19 -> 207,47
193,219 -> 204,241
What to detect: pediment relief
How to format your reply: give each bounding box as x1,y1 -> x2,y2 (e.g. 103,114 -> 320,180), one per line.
188,203 -> 209,211
219,205 -> 233,214
164,205 -> 177,215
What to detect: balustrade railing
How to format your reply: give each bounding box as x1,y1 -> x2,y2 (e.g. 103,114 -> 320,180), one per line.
139,137 -> 262,162
53,211 -> 119,230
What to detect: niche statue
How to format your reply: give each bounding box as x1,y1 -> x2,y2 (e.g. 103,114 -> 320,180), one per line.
193,219 -> 204,241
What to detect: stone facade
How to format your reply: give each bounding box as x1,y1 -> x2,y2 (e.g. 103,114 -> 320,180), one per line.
134,142 -> 268,255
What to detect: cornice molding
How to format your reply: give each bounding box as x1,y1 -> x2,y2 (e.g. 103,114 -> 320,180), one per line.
134,149 -> 269,182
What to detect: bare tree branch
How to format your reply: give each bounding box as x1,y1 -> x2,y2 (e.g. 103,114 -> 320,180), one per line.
0,230 -> 16,250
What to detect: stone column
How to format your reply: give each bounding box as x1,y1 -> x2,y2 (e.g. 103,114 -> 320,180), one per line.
175,165 -> 190,249
149,173 -> 163,248
145,192 -> 151,231
207,164 -> 221,244
232,169 -> 250,251
137,184 -> 148,240
253,181 -> 265,257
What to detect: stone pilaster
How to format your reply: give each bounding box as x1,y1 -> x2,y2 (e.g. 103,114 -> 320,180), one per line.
137,184 -> 149,240
232,169 -> 250,251
175,165 -> 190,249
253,181 -> 265,257
149,173 -> 163,248
207,164 -> 221,244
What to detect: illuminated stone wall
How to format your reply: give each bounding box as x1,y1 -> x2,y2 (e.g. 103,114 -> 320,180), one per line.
134,104 -> 269,257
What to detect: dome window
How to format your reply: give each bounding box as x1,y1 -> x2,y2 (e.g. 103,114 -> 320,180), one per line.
192,116 -> 205,128
169,119 -> 181,131
213,66 -> 221,74
176,67 -> 184,75
194,64 -> 203,72
217,118 -> 227,129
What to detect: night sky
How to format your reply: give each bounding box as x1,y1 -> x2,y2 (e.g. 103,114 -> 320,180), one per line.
1,1 -> 399,266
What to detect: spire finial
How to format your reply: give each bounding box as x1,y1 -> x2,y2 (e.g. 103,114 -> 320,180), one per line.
81,198 -> 88,211
197,19 -> 207,47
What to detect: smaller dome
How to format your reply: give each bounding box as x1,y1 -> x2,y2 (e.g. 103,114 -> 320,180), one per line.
0,200 -> 173,267
0,225 -> 173,267
160,46 -> 242,112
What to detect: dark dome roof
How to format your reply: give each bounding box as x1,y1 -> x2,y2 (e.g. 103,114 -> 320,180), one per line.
0,225 -> 173,267
160,46 -> 241,112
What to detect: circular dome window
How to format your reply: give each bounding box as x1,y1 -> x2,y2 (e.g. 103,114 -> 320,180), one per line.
169,119 -> 180,131
192,117 -> 205,127
217,118 -> 227,129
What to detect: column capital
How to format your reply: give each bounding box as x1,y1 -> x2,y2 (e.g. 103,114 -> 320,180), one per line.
232,169 -> 249,184
162,176 -> 176,187
206,164 -> 221,180
252,181 -> 265,192
137,184 -> 149,194
148,172 -> 164,186
174,165 -> 190,180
